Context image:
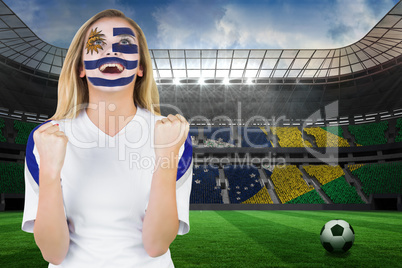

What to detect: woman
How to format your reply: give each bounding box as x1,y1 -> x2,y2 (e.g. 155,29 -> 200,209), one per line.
22,9 -> 193,267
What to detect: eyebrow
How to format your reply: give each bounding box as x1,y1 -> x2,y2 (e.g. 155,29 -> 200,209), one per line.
113,27 -> 135,37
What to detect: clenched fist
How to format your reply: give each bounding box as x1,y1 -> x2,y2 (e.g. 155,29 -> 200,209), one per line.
33,122 -> 68,178
154,114 -> 189,158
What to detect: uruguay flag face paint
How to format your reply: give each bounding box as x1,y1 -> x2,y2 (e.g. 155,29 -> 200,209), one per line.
82,18 -> 140,89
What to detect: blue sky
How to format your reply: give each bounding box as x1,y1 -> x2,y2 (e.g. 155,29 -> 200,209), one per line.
3,0 -> 399,49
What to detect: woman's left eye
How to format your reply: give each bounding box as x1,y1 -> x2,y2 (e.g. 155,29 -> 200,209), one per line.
120,39 -> 131,45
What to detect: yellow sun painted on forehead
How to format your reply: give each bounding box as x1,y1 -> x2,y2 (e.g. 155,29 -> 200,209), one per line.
85,27 -> 106,55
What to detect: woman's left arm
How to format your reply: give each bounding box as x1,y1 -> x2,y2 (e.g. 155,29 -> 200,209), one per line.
142,114 -> 189,258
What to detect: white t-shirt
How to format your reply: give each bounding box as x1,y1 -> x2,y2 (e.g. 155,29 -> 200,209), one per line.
22,106 -> 193,268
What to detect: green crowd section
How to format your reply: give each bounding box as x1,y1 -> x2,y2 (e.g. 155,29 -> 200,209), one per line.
396,118 -> 402,142
0,118 -> 7,142
348,121 -> 388,146
286,189 -> 325,204
13,120 -> 40,145
351,162 -> 402,195
0,162 -> 24,194
321,176 -> 365,204
321,126 -> 344,138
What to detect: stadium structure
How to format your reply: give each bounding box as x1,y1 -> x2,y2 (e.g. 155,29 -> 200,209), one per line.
0,0 -> 401,211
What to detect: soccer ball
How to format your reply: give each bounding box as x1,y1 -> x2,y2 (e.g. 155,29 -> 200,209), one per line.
320,219 -> 355,253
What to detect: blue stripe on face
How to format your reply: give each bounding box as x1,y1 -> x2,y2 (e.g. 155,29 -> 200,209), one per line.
88,75 -> 135,87
112,43 -> 138,54
84,57 -> 138,70
113,27 -> 135,37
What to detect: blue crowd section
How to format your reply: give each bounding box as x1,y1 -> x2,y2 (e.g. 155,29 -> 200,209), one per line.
224,165 -> 263,203
203,127 -> 235,144
190,165 -> 223,204
239,127 -> 271,147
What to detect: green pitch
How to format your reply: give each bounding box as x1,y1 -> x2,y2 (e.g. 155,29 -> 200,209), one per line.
1,210 -> 401,267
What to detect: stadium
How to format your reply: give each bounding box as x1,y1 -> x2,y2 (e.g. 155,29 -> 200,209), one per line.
0,0 -> 401,267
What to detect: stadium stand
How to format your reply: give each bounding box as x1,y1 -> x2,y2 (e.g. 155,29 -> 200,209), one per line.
270,165 -> 315,203
304,127 -> 350,147
13,120 -> 39,145
348,121 -> 388,146
224,165 -> 265,204
351,162 -> 402,195
203,127 -> 236,148
240,127 -> 271,148
0,118 -> 6,142
0,162 -> 24,194
396,118 -> 402,143
286,189 -> 325,204
321,176 -> 365,204
190,165 -> 222,204
270,127 -> 312,147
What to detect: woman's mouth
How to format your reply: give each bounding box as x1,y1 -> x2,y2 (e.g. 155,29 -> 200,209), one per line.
99,63 -> 124,73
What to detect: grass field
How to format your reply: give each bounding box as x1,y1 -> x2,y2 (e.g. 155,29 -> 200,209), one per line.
1,210 -> 401,267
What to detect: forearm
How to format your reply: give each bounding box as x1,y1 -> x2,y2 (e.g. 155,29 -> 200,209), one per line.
34,168 -> 69,265
142,156 -> 179,257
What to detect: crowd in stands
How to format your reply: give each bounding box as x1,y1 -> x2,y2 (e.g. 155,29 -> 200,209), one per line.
286,189 -> 325,204
303,165 -> 344,185
304,127 -> 350,147
270,165 -> 314,203
224,165 -> 264,204
240,127 -> 271,148
13,120 -> 39,145
0,162 -> 24,194
396,118 -> 402,142
321,176 -> 365,204
190,165 -> 222,204
348,121 -> 388,146
0,118 -> 6,142
351,162 -> 402,195
270,127 -> 313,147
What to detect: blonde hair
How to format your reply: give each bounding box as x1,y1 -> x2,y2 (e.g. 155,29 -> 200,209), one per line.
51,9 -> 160,120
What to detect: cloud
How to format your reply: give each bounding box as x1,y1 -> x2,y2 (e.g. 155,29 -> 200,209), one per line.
4,0 -> 136,48
151,0 -> 396,49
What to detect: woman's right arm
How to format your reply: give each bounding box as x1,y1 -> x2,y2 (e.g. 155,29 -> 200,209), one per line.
33,122 -> 70,265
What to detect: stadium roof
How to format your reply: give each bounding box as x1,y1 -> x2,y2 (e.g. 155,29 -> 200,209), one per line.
0,0 -> 401,84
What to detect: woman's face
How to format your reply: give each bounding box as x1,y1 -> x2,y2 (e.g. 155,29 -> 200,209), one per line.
80,17 -> 142,92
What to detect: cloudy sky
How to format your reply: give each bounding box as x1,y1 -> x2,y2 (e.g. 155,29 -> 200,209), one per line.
3,0 -> 399,50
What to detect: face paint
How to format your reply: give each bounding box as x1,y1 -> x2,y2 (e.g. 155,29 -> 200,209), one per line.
83,20 -> 139,88
85,27 -> 106,55
112,27 -> 138,54
84,57 -> 138,70
88,75 -> 135,87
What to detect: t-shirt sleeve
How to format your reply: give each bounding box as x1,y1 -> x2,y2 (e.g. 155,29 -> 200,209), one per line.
21,123 -> 43,233
175,132 -> 193,235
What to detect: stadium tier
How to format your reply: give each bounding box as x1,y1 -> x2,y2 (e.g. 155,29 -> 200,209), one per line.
348,121 -> 389,146
303,165 -> 364,204
304,127 -> 350,147
13,120 -> 39,145
350,162 -> 402,195
0,162 -> 24,194
224,165 -> 266,204
396,118 -> 402,143
270,165 -> 315,203
0,118 -> 6,142
270,127 -> 313,147
190,165 -> 222,204
240,127 -> 272,148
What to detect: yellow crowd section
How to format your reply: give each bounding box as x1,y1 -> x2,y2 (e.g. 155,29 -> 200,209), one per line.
303,127 -> 350,147
348,164 -> 365,172
242,187 -> 273,204
303,165 -> 344,185
270,165 -> 314,203
270,127 -> 312,147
